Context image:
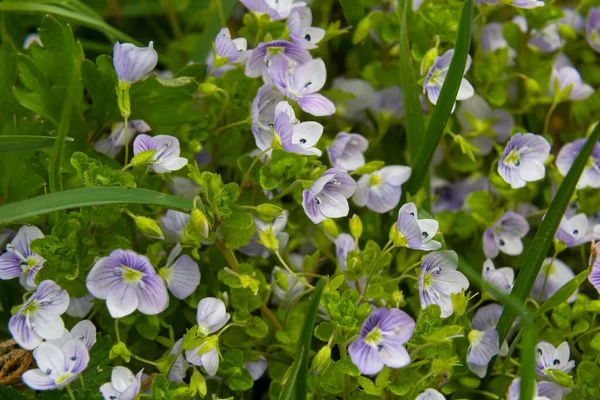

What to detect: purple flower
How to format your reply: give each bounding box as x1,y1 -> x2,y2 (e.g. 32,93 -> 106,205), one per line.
457,95 -> 513,155
245,40 -> 311,81
482,259 -> 514,295
348,308 -> 415,375
498,133 -> 551,189
160,210 -> 190,243
327,132 -> 369,171
273,101 -> 324,155
239,211 -> 289,258
335,233 -> 356,272
22,340 -> 89,390
251,85 -> 285,151
550,67 -> 594,101
590,243 -> 600,294
48,320 -> 97,351
556,138 -> 600,189
416,389 -> 446,400
423,49 -> 474,109
483,212 -> 529,258
185,297 -> 230,376
587,7 -> 600,53
9,280 -> 69,350
168,339 -> 187,383
559,8 -> 585,33
100,366 -> 143,400
86,249 -> 169,318
113,41 -> 158,84
372,86 -> 404,117
536,341 -> 575,379
245,356 -> 268,380
288,7 -> 325,49
555,213 -> 600,247
395,203 -> 442,251
419,251 -> 469,318
467,304 -> 503,378
240,0 -> 306,20
353,166 -> 412,213
269,57 -> 335,116
432,176 -> 488,212
531,258 -> 578,303
512,15 -> 528,33
133,134 -> 188,173
332,78 -> 377,120
0,225 -> 45,289
481,23 -> 516,65
302,168 -> 357,224
508,378 -> 560,400
510,0 -> 544,8
66,293 -> 94,318
207,28 -> 248,77
158,243 -> 201,300
95,120 -> 151,158
528,23 -> 563,53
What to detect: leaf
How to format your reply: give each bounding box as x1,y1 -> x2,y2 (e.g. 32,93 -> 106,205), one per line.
0,384 -> 28,400
534,269 -> 589,318
81,55 -> 119,124
0,135 -> 73,152
0,187 -> 192,224
191,0 -> 237,61
339,0 -> 365,26
217,209 -> 256,249
404,0 -> 474,197
279,278 -> 326,400
201,172 -> 241,218
260,150 -> 306,191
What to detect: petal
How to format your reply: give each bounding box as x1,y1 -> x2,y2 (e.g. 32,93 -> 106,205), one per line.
167,255 -> 201,299
348,340 -> 384,375
496,232 -> 524,256
518,160 -> 546,182
86,256 -> 128,299
299,94 -> 336,116
293,59 -> 327,94
133,134 -> 156,155
456,78 -> 475,100
61,339 -> 90,374
379,343 -> 410,369
35,280 -> 70,315
201,348 -> 220,376
70,320 -> 97,351
418,219 -> 439,242
22,369 -> 57,390
317,190 -> 350,219
161,157 -> 188,172
106,283 -> 139,318
471,304 -> 503,331
0,252 -> 24,280
113,41 -> 158,83
378,166 -> 412,186
100,383 -> 121,400
422,250 -> 459,272
292,121 -> 323,147
33,342 -> 66,375
111,366 -> 137,392
352,175 -> 369,207
9,313 -> 42,350
12,225 -> 44,257
136,275 -> 169,315
196,297 -> 230,333
31,311 -> 65,340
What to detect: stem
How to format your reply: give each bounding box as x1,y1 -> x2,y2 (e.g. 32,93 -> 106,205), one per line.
215,88 -> 230,122
115,319 -> 121,343
212,118 -> 250,135
131,352 -> 160,367
360,241 -> 393,301
275,251 -> 314,288
165,0 -> 182,39
544,100 -> 558,134
216,238 -> 239,272
260,303 -> 283,330
124,116 -> 130,166
79,374 -> 86,391
240,146 -> 272,191
270,180 -> 309,202
339,343 -> 350,400
66,385 -> 76,400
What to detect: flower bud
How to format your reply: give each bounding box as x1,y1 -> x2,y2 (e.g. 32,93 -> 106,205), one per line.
113,41 -> 158,84
420,47 -> 439,75
311,345 -> 332,374
450,290 -> 468,317
197,82 -> 219,95
134,216 -> 165,240
256,203 -> 284,220
190,368 -> 207,397
190,209 -> 210,238
353,16 -> 371,44
350,214 -> 363,240
321,218 -> 339,238
130,149 -> 156,167
189,140 -> 203,153
392,290 -> 405,308
274,268 -> 289,291
525,78 -> 540,93
109,341 -> 132,363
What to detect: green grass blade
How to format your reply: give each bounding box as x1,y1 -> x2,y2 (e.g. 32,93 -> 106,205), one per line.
279,278 -> 326,400
191,0 -> 236,62
405,0 -> 474,196
0,2 -> 140,44
497,124 -> 600,344
0,187 -> 193,224
519,323 -> 536,400
0,136 -> 73,152
533,269 -> 589,318
339,0 -> 365,26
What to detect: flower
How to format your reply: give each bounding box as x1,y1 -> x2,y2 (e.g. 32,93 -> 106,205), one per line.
507,378 -> 558,400
95,120 -> 151,158
334,233 -> 356,272
327,132 -> 369,171
483,211 -> 530,258
467,304 -> 502,378
302,168 -> 357,224
423,49 -> 474,109
132,134 -> 188,173
550,67 -> 594,101
481,23 -> 516,65
100,366 -> 143,400
273,101 -> 324,155
556,138 -> 600,189
239,211 -> 289,258
394,203 -> 442,251
587,7 -> 600,53
559,8 -> 585,33
245,356 -> 268,380
49,320 -> 97,351
512,15 -> 528,33
457,95 -> 513,155
353,166 -> 412,213
415,389 -> 446,400
419,251 -> 469,318
245,40 -> 311,81
510,0 -> 544,9
0,225 -> 45,289
288,7 -> 325,49
536,341 -> 575,379
207,28 -> 248,77
66,293 -> 94,318
528,23 -> 563,53
372,86 -> 405,117
240,0 -> 306,21
113,41 -> 158,84
555,212 -> 600,247
498,133 -> 551,189
9,280 -> 69,350
589,243 -> 600,294
269,57 -> 336,116
22,340 -> 89,390
482,259 -> 514,295
86,249 -> 169,318
251,84 -> 285,151
168,339 -> 188,383
348,307 -> 415,375
158,243 -> 201,300
332,78 -> 378,120
185,297 -> 230,376
160,210 -> 190,243
432,176 -> 488,212
530,258 -> 578,303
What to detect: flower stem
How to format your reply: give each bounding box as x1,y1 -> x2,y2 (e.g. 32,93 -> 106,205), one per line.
240,146 -> 272,191
124,116 -> 130,166
212,118 -> 250,135
339,343 -> 350,400
79,374 -> 86,391
115,319 -> 121,343
131,352 -> 160,367
215,88 -> 230,122
275,250 -> 314,289
260,303 -> 283,330
66,385 -> 76,400
544,100 -> 558,134
269,180 -> 310,202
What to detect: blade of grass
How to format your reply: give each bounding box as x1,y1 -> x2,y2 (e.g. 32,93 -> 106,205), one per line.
0,187 -> 193,224
191,0 -> 236,62
279,278 -> 326,400
0,135 -> 73,152
404,0 -> 473,196
496,124 -> 600,344
339,0 -> 365,26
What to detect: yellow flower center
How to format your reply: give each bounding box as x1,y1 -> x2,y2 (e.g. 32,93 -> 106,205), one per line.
504,149 -> 521,167
468,329 -> 484,345
364,326 -> 382,347
369,174 -> 381,186
121,266 -> 144,284
55,373 -> 72,385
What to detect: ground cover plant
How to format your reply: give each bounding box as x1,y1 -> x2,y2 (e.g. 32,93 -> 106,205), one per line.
1,0 -> 600,399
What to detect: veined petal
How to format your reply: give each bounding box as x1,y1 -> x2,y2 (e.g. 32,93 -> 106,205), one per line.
107,282 -> 139,318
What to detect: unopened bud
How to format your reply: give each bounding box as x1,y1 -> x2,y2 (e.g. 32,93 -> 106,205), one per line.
322,218 -> 339,238
350,214 -> 363,240
353,17 -> 371,44
130,149 -> 156,167
392,290 -> 405,308
197,82 -> 218,95
135,216 -> 165,240
525,78 -> 540,93
274,268 -> 289,291
311,345 -> 332,374
256,203 -> 284,220
190,368 -> 207,397
190,209 -> 210,238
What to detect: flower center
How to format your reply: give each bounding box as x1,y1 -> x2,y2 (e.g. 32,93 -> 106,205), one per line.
364,326 -> 383,348
422,273 -> 433,290
121,266 -> 145,284
55,373 -> 72,385
21,300 -> 39,315
369,174 -> 381,187
468,329 -> 484,345
198,324 -> 210,338
504,149 -> 521,167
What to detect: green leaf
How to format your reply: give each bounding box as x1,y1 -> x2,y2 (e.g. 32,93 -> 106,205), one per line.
534,270 -> 589,318
245,316 -> 269,338
201,171 -> 241,218
357,376 -> 380,396
191,0 -> 237,61
136,315 -> 161,340
405,0 -> 474,196
260,150 -> 307,191
0,135 -> 73,152
0,187 -> 192,224
0,384 -> 28,400
217,209 -> 256,249
340,0 -> 365,26
279,279 -> 326,400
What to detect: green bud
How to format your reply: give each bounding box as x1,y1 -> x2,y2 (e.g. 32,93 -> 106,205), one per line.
197,82 -> 219,95
109,342 -> 132,363
130,149 -> 156,167
189,139 -> 203,153
134,216 -> 165,240
354,161 -> 385,175
116,84 -> 131,118
350,214 -> 363,240
256,203 -> 284,220
190,368 -> 207,398
353,16 -> 371,44
557,24 -> 576,40
311,345 -> 332,374
274,268 -> 289,291
392,290 -> 405,308
421,47 -> 439,75
321,218 -> 339,238
450,290 -> 468,317
545,368 -> 575,388
190,209 -> 210,239
525,78 -> 540,93
587,300 -> 600,313
258,226 -> 279,252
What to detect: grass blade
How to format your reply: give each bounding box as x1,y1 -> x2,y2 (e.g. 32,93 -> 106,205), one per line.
279,278 -> 326,400
496,124 -> 600,344
339,0 -> 365,26
0,136 -> 73,152
0,187 -> 193,224
533,269 -> 589,318
405,0 -> 474,196
191,0 -> 236,62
